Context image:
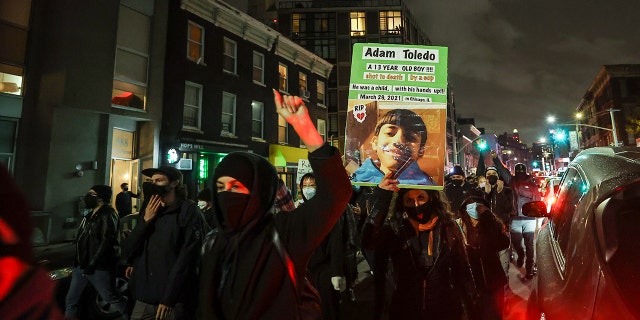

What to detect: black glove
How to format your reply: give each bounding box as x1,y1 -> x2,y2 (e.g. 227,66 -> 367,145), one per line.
83,265 -> 96,275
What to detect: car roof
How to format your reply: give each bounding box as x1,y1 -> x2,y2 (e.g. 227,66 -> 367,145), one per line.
571,147 -> 640,201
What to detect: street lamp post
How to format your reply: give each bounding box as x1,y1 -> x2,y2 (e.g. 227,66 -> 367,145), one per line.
547,108 -> 621,148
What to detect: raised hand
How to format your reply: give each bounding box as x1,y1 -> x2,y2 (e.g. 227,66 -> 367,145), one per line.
273,89 -> 323,152
143,195 -> 162,222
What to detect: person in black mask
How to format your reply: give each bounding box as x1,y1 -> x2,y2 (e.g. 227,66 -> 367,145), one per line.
123,166 -> 208,320
444,165 -> 474,214
65,185 -> 129,320
362,173 -> 479,320
197,90 -> 352,319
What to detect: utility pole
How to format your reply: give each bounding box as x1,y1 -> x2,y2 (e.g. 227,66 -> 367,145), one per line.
610,108 -> 620,146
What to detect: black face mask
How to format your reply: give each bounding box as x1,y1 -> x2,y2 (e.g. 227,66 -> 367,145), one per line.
123,186 -> 129,191
218,192 -> 251,230
148,183 -> 170,197
451,179 -> 463,187
405,201 -> 438,224
487,176 -> 499,185
84,193 -> 99,209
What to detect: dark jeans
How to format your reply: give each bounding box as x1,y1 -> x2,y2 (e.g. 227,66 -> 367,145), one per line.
130,301 -> 187,320
65,267 -> 129,320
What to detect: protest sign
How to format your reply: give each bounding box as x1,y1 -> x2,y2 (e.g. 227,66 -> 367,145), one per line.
345,43 -> 448,189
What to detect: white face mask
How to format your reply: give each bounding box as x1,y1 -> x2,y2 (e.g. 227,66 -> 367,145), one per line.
302,187 -> 317,200
466,202 -> 479,220
478,182 -> 486,188
197,201 -> 207,210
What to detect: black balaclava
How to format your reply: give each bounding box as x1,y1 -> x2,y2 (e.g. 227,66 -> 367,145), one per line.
514,163 -> 528,181
213,152 -> 278,232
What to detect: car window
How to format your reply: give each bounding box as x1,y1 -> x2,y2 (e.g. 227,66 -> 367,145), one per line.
550,168 -> 587,256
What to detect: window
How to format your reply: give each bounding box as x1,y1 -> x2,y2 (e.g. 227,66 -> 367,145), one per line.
252,51 -> 264,83
350,12 -> 366,36
313,39 -> 336,60
317,119 -> 326,142
292,13 -> 306,37
380,11 -> 403,35
221,92 -> 236,136
187,21 -> 204,63
251,101 -> 264,139
112,5 -> 150,110
0,64 -> 23,95
278,63 -> 288,92
183,82 -> 202,130
299,72 -> 307,98
329,113 -> 339,137
0,117 -> 18,173
223,37 -> 237,74
551,168 -> 587,260
314,13 -> 335,35
278,115 -> 288,144
317,80 -> 325,105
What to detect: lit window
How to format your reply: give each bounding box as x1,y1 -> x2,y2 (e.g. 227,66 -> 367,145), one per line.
252,101 -> 264,139
380,11 -> 403,35
221,92 -> 236,136
317,119 -> 326,142
350,12 -> 366,36
112,5 -> 150,110
187,21 -> 204,63
317,80 -> 325,105
252,51 -> 264,83
223,37 -> 237,74
299,72 -> 307,98
183,82 -> 202,130
0,65 -> 23,96
278,63 -> 288,92
278,115 -> 288,144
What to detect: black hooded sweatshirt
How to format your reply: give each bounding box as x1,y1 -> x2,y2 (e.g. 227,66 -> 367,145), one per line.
198,143 -> 352,319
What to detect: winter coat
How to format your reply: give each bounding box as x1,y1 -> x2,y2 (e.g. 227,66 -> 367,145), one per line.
75,205 -> 120,270
123,198 -> 207,308
362,188 -> 477,320
477,182 -> 516,225
444,182 -> 475,213
198,144 -> 352,320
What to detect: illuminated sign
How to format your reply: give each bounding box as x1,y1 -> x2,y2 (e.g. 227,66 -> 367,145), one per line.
167,148 -> 179,164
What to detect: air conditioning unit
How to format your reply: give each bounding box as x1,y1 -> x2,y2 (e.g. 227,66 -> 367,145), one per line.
176,158 -> 193,170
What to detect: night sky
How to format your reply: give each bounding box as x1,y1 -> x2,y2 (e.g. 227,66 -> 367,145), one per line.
403,0 -> 640,144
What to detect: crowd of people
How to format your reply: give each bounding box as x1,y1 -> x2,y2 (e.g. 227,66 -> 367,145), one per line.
1,89 -> 544,320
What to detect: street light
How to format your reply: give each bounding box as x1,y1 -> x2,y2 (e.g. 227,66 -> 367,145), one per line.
546,109 -> 620,147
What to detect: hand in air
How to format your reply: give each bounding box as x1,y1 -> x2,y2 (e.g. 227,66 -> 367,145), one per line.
273,89 -> 308,124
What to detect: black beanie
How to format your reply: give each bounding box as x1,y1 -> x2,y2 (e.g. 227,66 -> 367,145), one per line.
198,188 -> 212,202
214,154 -> 255,192
91,185 -> 112,203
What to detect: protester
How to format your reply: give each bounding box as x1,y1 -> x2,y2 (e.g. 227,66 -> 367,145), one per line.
351,109 -> 436,185
444,165 -> 474,214
115,182 -> 139,217
65,185 -> 129,320
123,166 -> 208,319
362,173 -> 478,320
197,188 -> 215,228
0,164 -> 64,319
457,197 -> 510,319
197,90 -> 352,319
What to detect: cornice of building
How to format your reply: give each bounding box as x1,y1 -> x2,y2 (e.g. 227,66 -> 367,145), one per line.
181,0 -> 333,78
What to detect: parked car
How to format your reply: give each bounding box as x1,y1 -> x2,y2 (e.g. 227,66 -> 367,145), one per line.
34,213 -> 139,319
523,147 -> 640,320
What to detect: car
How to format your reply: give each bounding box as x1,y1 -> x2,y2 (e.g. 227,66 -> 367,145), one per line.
34,213 -> 139,319
522,147 -> 640,320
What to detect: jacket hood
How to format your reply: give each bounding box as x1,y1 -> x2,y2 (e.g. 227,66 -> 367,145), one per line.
212,152 -> 278,232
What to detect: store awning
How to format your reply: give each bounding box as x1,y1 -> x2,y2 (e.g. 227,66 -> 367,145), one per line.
269,144 -> 308,167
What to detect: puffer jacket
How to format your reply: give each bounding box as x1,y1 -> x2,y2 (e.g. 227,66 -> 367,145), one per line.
75,205 -> 120,270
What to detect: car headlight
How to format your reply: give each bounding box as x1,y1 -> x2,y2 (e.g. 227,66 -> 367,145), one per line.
49,267 -> 73,280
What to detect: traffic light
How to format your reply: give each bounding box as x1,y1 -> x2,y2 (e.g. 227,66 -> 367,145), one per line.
475,138 -> 488,151
532,161 -> 539,168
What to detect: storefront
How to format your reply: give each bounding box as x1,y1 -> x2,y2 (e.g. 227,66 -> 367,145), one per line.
269,144 -> 309,200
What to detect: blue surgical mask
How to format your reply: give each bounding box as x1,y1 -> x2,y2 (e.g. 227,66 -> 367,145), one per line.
302,187 -> 317,200
466,202 -> 479,219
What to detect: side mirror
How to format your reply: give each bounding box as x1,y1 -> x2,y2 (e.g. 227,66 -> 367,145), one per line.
522,201 -> 548,217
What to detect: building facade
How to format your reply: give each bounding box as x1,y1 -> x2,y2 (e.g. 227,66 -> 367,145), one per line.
577,64 -> 640,149
169,0 -> 332,198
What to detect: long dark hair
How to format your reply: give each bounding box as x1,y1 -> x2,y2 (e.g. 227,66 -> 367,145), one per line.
395,188 -> 453,219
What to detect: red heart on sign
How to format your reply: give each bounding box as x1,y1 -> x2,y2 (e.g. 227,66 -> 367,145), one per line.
357,113 -> 365,120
